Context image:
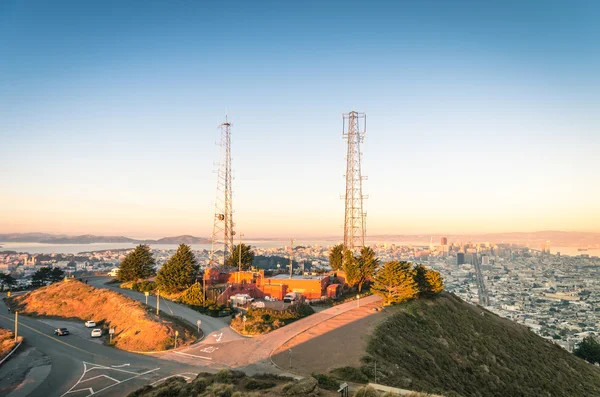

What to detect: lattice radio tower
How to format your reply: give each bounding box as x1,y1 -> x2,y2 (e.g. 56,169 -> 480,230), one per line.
342,111 -> 367,253
210,116 -> 235,267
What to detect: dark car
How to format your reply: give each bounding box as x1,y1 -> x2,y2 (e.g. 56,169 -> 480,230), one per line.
54,328 -> 69,336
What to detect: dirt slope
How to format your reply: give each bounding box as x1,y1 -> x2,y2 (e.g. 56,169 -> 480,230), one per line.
8,280 -> 195,352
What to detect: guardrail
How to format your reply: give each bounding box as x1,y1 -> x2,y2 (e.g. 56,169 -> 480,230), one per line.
0,341 -> 23,366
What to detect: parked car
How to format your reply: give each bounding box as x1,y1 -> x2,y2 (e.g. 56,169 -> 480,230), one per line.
283,292 -> 298,303
84,321 -> 96,328
54,328 -> 69,336
90,329 -> 102,338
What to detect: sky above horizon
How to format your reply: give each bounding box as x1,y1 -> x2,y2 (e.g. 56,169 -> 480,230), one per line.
1,1 -> 599,238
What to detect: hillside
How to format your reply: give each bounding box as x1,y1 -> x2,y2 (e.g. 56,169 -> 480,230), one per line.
0,327 -> 22,360
7,280 -> 196,351
361,292 -> 600,397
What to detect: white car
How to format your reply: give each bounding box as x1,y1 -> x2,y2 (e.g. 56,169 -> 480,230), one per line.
84,321 -> 96,328
91,329 -> 102,338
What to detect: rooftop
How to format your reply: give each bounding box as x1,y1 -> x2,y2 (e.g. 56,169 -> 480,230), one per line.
269,274 -> 325,280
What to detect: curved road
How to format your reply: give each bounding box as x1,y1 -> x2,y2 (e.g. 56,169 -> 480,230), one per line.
0,299 -> 206,397
0,278 -> 381,396
87,277 -> 240,345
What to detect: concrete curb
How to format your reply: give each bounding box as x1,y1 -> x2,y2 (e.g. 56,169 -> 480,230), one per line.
0,341 -> 22,366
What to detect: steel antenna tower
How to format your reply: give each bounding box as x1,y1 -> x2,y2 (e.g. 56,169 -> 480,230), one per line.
342,111 -> 367,253
210,116 -> 235,267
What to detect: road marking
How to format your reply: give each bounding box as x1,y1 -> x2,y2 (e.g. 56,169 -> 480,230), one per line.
81,374 -> 120,384
213,332 -> 223,342
173,351 -> 212,360
151,372 -> 198,386
0,313 -> 91,355
200,346 -> 218,353
110,363 -> 130,368
62,362 -> 160,397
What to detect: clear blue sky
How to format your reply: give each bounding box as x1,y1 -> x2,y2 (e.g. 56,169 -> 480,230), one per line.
1,0 -> 599,237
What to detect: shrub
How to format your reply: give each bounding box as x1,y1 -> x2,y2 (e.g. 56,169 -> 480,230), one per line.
330,366 -> 369,383
311,373 -> 340,390
251,373 -> 294,382
131,280 -> 156,293
214,369 -> 234,384
244,379 -> 276,390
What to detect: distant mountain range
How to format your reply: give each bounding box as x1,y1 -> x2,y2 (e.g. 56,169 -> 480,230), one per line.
0,233 -> 211,245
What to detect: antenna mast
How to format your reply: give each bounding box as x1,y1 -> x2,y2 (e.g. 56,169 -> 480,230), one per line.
342,111 -> 367,253
210,116 -> 235,267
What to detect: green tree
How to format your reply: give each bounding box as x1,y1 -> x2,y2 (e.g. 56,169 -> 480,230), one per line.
329,244 -> 344,271
413,264 -> 432,296
225,243 -> 255,270
343,249 -> 360,288
575,335 -> 600,364
372,261 -> 418,306
118,244 -> 156,282
156,244 -> 199,293
31,267 -> 52,287
355,246 -> 379,292
178,282 -> 205,306
425,269 -> 444,294
50,267 -> 65,283
0,273 -> 16,291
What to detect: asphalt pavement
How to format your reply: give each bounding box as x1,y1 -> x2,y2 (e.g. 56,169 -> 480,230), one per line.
86,277 -> 241,345
0,299 -> 205,397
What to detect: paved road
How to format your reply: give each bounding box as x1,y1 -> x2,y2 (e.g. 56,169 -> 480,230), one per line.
0,300 -> 206,397
87,277 -> 240,345
162,294 -> 382,373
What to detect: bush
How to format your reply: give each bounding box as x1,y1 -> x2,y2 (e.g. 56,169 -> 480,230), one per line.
330,366 -> 369,383
251,373 -> 294,382
231,304 -> 314,335
214,369 -> 234,384
244,379 -> 276,390
131,281 -> 156,293
353,386 -> 378,397
311,373 -> 340,390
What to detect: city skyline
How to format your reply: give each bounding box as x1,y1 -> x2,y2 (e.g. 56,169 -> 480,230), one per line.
1,1 -> 599,237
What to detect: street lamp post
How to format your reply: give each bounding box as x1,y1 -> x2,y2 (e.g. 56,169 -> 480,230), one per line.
357,294 -> 360,308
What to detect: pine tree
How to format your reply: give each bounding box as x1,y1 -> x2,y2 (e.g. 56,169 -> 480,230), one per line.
372,260 -> 418,305
178,282 -> 205,306
355,246 -> 379,292
225,243 -> 255,270
413,264 -> 432,296
329,244 -> 344,271
156,244 -> 198,293
118,244 -> 156,282
425,269 -> 444,294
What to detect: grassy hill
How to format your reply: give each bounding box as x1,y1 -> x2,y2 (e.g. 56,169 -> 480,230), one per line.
7,280 -> 197,351
359,292 -> 600,397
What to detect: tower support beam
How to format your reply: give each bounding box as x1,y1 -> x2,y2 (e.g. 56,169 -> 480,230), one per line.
342,111 -> 367,253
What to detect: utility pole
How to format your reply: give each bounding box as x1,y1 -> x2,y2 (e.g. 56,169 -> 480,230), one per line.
289,239 -> 293,279
210,116 -> 235,268
342,111 -> 367,255
238,233 -> 244,277
156,289 -> 160,316
14,311 -> 18,341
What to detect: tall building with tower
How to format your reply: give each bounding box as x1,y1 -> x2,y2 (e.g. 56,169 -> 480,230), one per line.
210,116 -> 235,267
441,237 -> 448,246
342,111 -> 367,254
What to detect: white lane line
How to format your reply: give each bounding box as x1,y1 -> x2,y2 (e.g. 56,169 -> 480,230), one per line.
68,388 -> 94,394
80,374 -> 120,384
173,351 -> 213,360
88,368 -> 160,396
110,363 -> 130,368
151,372 -> 198,386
